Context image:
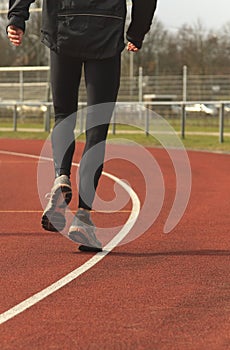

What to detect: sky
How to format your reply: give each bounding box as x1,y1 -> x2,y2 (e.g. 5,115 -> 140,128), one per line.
155,0 -> 230,31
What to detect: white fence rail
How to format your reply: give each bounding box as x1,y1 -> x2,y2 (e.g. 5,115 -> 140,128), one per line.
1,66 -> 230,102
0,66 -> 50,101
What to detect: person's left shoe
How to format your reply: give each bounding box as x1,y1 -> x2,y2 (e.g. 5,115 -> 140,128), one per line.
68,209 -> 102,252
41,175 -> 72,232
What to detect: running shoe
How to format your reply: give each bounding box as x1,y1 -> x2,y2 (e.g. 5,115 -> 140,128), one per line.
41,175 -> 72,232
68,209 -> 102,252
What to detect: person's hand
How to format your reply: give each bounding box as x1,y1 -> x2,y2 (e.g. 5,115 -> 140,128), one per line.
7,25 -> 24,46
126,42 -> 139,52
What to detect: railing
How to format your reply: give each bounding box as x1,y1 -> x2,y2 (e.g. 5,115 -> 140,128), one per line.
0,66 -> 50,101
0,100 -> 229,143
1,66 -> 230,102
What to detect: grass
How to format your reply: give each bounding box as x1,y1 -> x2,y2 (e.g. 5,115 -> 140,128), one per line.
0,128 -> 229,153
0,131 -> 50,140
0,114 -> 229,152
107,133 -> 230,153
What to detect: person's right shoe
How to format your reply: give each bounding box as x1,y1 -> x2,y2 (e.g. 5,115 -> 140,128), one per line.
41,175 -> 72,232
68,209 -> 102,252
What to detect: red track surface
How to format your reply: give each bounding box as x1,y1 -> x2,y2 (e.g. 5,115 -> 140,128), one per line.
0,139 -> 230,350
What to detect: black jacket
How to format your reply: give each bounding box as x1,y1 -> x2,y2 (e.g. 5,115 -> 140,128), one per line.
8,0 -> 157,59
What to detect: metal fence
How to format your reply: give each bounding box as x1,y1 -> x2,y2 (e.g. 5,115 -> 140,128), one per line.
1,66 -> 230,102
0,66 -> 230,142
0,66 -> 50,101
0,100 -> 229,143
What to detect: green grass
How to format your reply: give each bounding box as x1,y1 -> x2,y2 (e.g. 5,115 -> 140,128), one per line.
107,132 -> 230,153
0,116 -> 229,152
0,121 -> 44,129
174,135 -> 230,153
0,131 -> 50,140
0,129 -> 229,153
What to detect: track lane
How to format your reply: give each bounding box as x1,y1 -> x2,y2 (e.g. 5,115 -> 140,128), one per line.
1,139 -> 230,349
0,147 -> 140,324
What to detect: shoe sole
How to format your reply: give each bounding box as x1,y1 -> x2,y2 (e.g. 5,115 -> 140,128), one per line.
68,229 -> 102,250
78,245 -> 102,252
41,186 -> 72,232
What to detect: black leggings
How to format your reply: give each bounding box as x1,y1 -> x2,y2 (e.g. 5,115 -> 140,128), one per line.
50,51 -> 121,210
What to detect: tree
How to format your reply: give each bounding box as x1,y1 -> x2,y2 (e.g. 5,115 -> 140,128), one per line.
0,2 -> 230,74
0,0 -> 48,66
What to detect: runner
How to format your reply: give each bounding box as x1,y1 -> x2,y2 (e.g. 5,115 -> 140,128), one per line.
7,0 -> 158,251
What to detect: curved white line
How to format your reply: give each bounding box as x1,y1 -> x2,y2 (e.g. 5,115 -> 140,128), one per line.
0,150 -> 140,325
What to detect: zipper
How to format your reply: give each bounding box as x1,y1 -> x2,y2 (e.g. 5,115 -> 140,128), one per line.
57,13 -> 123,20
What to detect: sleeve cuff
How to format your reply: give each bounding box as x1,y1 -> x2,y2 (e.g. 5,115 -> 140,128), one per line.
126,34 -> 143,49
7,16 -> 25,33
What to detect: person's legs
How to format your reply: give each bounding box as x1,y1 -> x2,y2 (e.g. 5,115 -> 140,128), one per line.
78,53 -> 121,210
42,51 -> 82,232
50,50 -> 83,177
68,53 -> 121,251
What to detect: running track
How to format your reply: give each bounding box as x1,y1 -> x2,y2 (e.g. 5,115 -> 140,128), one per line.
0,139 -> 230,350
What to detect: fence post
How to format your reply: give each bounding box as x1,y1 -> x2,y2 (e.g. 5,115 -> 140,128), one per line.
129,52 -> 134,100
19,69 -> 24,101
138,67 -> 143,122
181,103 -> 186,139
181,65 -> 187,139
44,104 -> 51,132
145,105 -> 149,136
183,65 -> 187,102
138,67 -> 143,103
219,102 -> 224,143
13,104 -> 18,131
112,108 -> 116,135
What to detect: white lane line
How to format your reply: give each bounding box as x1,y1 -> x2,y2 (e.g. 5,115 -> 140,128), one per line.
0,210 -> 132,213
0,150 -> 140,325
